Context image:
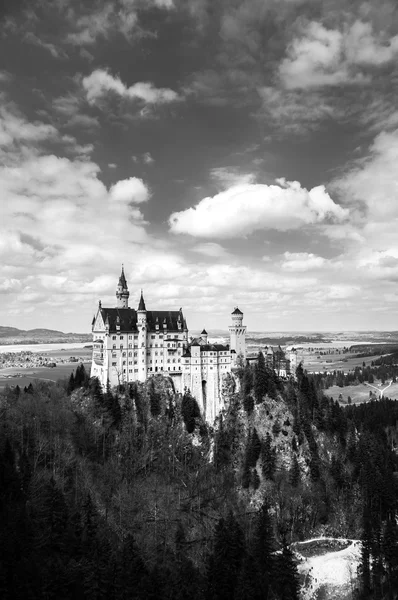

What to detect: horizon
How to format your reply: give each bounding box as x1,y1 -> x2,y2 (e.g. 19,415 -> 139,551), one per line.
2,0 -> 398,331
2,323 -> 398,337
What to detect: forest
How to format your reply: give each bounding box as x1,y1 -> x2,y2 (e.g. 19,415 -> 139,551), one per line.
0,356 -> 397,599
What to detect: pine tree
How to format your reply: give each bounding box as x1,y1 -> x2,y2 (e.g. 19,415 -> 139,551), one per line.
273,544 -> 300,600
253,352 -> 268,404
206,513 -> 245,600
181,391 -> 200,434
67,372 -> 75,395
251,502 -> 274,598
289,455 -> 300,487
261,433 -> 276,480
149,379 -> 161,417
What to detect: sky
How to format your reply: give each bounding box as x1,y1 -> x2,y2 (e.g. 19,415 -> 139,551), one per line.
2,0 -> 398,333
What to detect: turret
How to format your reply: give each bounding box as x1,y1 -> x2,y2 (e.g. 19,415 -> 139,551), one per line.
116,265 -> 129,308
229,306 -> 246,365
201,329 -> 208,344
137,290 -> 147,381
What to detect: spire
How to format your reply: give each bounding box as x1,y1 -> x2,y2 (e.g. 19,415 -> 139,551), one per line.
119,264 -> 128,289
138,289 -> 146,311
116,265 -> 129,308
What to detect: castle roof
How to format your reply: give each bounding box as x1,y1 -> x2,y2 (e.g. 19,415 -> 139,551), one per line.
118,266 -> 128,289
138,291 -> 146,311
232,307 -> 243,315
201,329 -> 208,335
199,344 -> 230,352
99,307 -> 186,333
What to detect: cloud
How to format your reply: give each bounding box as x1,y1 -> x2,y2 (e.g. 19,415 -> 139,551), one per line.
169,178 -> 349,238
257,86 -> 340,135
24,32 -> 66,58
82,69 -> 181,105
0,106 -> 59,147
143,152 -> 155,164
210,167 -> 256,188
281,252 -> 327,271
191,243 -> 229,258
65,4 -> 116,46
53,94 -> 99,129
132,152 -> 155,164
279,20 -> 398,90
333,129 -> 398,222
109,177 -> 150,204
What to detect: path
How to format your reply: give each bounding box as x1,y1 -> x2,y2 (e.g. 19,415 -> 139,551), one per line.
365,379 -> 392,398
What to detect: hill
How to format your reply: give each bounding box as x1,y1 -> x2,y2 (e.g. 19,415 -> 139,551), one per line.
0,362 -> 397,599
0,325 -> 91,344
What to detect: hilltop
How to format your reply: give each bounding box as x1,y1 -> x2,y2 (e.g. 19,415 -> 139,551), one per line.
0,325 -> 91,344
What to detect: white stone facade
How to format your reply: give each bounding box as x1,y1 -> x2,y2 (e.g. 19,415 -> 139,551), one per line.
90,268 -> 246,423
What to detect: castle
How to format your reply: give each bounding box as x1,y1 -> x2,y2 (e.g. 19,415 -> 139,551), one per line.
90,267 -> 246,423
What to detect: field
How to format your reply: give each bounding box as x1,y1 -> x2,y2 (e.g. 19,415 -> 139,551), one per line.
325,381 -> 398,404
0,362 -> 92,389
302,351 -> 382,373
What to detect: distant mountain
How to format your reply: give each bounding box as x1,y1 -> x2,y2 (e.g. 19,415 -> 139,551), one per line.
0,326 -> 91,344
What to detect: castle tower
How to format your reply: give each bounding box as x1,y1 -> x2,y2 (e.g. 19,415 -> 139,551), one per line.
116,265 -> 129,308
137,290 -> 147,381
229,307 -> 246,365
201,329 -> 208,344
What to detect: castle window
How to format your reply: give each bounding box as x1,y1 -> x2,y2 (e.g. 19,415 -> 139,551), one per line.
112,353 -> 116,358
120,345 -> 123,350
129,369 -> 132,373
134,352 -> 137,357
134,369 -> 138,373
123,361 -> 126,365
134,360 -> 137,365
112,362 -> 116,366
119,336 -> 124,340
151,335 -> 155,339
128,344 -> 132,349
129,335 -> 132,339
159,334 -> 163,338
122,352 -> 126,357
128,352 -> 132,357
113,345 -> 116,350
129,361 -> 132,365
112,336 -> 116,340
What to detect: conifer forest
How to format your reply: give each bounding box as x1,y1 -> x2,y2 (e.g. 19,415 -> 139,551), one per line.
1,356 -> 397,599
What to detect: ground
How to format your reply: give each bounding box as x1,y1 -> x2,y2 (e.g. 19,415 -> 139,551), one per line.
296,538 -> 361,600
0,347 -> 92,389
326,380 -> 398,404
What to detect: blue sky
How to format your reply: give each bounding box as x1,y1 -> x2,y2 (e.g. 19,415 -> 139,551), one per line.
2,0 -> 398,332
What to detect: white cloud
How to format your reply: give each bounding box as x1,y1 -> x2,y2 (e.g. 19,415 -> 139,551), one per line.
109,177 -> 150,204
210,167 -> 256,188
0,106 -> 59,146
191,243 -> 229,258
169,178 -> 348,238
281,252 -> 326,271
82,69 -> 180,105
345,20 -> 398,66
334,129 -> 398,222
279,20 -> 398,90
143,152 -> 155,164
